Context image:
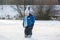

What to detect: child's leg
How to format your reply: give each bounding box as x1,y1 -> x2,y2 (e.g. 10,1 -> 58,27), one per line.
24,27 -> 28,36
24,26 -> 34,37
28,27 -> 33,35
29,24 -> 34,35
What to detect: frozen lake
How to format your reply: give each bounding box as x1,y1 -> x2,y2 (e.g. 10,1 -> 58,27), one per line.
0,20 -> 60,40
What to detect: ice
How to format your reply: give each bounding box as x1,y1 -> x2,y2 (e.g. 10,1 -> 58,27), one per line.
0,20 -> 60,40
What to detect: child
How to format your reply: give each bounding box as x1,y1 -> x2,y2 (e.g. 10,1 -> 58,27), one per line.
23,10 -> 35,38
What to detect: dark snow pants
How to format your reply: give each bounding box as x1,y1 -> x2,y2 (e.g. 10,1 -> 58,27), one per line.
24,26 -> 33,35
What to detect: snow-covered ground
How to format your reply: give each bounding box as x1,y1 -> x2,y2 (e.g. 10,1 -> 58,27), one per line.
0,20 -> 60,40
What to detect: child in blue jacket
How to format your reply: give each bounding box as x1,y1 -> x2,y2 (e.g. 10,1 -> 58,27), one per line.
23,10 -> 35,38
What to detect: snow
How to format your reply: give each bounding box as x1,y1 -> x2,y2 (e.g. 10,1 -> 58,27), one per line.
53,5 -> 60,10
0,20 -> 60,40
0,5 -> 19,19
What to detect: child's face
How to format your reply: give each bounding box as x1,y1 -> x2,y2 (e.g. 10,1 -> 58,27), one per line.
25,13 -> 29,16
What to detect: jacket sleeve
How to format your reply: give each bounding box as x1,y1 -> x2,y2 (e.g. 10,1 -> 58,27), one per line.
23,18 -> 24,27
30,16 -> 35,25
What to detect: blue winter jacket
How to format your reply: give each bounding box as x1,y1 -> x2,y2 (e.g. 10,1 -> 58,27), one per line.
23,14 -> 35,28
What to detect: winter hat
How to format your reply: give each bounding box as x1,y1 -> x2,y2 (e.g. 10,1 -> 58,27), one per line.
25,7 -> 30,14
